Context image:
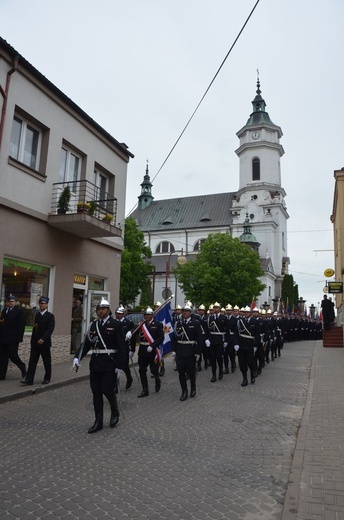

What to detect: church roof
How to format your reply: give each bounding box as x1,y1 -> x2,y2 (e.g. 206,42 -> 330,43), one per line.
131,192 -> 234,232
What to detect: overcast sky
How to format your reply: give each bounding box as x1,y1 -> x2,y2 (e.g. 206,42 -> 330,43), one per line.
2,0 -> 343,310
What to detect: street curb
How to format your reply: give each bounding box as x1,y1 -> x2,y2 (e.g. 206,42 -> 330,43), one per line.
0,374 -> 89,405
281,340 -> 317,520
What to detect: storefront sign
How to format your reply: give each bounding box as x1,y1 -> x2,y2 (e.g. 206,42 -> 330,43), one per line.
324,268 -> 335,278
328,281 -> 343,294
74,273 -> 86,285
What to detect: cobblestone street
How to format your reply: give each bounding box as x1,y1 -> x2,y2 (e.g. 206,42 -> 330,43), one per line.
0,341 -> 314,519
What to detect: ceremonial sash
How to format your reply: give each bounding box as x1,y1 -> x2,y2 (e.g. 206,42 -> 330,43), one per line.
141,323 -> 154,345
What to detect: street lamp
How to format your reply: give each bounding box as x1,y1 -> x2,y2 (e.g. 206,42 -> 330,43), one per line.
309,304 -> 316,319
164,249 -> 186,300
297,297 -> 306,314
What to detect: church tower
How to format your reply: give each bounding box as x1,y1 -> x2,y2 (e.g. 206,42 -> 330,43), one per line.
231,79 -> 290,304
138,161 -> 154,210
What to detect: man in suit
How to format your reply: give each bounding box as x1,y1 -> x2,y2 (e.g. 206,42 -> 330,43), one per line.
21,296 -> 55,386
73,298 -> 127,434
0,294 -> 26,380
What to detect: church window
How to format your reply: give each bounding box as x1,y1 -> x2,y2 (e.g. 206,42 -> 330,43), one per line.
155,241 -> 175,254
194,239 -> 206,252
252,158 -> 260,181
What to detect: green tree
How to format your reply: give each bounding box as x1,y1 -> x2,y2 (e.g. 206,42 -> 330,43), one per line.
281,273 -> 299,311
120,217 -> 152,306
173,232 -> 265,307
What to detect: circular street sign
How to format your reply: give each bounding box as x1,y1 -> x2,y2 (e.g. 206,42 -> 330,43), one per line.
323,286 -> 328,293
324,268 -> 335,278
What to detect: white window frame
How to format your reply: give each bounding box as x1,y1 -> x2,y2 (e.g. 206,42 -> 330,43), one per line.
59,146 -> 82,194
10,115 -> 42,171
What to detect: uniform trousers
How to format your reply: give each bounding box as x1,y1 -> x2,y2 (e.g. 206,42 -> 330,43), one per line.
138,355 -> 159,390
0,342 -> 26,379
209,343 -> 224,374
176,355 -> 196,391
26,345 -> 51,383
237,346 -> 255,375
90,370 -> 116,416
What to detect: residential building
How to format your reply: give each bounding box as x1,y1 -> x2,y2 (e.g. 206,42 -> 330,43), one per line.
330,168 -> 344,326
131,80 -> 289,309
0,37 -> 133,363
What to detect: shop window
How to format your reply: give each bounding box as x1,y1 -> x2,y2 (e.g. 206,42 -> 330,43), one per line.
2,258 -> 50,331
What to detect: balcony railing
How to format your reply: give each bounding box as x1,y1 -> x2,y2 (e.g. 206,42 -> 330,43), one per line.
48,180 -> 121,239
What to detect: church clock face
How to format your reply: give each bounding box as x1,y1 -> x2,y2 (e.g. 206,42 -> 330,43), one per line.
251,131 -> 260,140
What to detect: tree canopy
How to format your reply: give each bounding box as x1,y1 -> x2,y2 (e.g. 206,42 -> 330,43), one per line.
120,217 -> 152,306
173,232 -> 265,308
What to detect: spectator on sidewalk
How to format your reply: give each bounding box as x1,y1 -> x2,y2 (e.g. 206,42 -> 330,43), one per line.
0,294 -> 26,380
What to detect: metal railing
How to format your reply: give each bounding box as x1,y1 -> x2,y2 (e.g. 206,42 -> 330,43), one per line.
51,180 -> 117,225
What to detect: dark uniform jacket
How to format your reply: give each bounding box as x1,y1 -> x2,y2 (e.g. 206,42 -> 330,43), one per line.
173,317 -> 203,357
207,313 -> 227,346
138,319 -> 164,358
118,317 -> 136,352
31,311 -> 55,348
78,316 -> 126,372
0,306 -> 25,345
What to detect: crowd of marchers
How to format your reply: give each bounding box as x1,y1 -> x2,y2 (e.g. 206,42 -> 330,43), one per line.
70,298 -> 323,434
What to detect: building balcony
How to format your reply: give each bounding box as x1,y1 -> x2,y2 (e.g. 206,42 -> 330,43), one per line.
48,180 -> 122,239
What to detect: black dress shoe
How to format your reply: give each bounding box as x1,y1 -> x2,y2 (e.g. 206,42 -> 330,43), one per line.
257,368 -> 262,375
138,389 -> 149,398
190,388 -> 196,398
155,377 -> 161,392
110,410 -> 120,428
231,366 -> 236,373
251,376 -> 255,384
88,417 -> 103,434
180,390 -> 188,401
20,380 -> 33,385
211,375 -> 216,383
241,378 -> 248,387
223,368 -> 229,374
218,372 -> 223,380
125,377 -> 133,390
159,366 -> 165,377
21,366 -> 27,378
41,380 -> 50,385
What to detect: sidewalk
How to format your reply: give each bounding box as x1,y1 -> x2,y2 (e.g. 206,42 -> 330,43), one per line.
282,339 -> 344,520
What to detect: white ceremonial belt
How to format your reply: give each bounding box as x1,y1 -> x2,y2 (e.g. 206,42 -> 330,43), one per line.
239,334 -> 254,339
90,349 -> 118,354
140,342 -> 150,345
229,332 -> 234,335
177,341 -> 195,344
210,332 -> 225,335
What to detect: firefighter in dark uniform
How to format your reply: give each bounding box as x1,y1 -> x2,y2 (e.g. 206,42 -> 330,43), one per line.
234,306 -> 258,386
136,307 -> 164,398
115,306 -> 136,389
21,296 -> 55,386
0,294 -> 26,380
224,304 -> 238,374
173,303 -> 203,401
73,298 -> 127,434
196,304 -> 208,371
206,302 -> 227,382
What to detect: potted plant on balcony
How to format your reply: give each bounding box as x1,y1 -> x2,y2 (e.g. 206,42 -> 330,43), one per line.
77,201 -> 91,214
88,200 -> 97,216
57,185 -> 71,214
102,213 -> 114,223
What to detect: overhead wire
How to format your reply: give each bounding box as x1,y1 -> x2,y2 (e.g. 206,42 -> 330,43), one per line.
126,0 -> 262,218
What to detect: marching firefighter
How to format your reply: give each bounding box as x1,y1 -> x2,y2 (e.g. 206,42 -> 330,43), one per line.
72,298 -> 127,434
172,303 -> 203,401
136,307 -> 164,398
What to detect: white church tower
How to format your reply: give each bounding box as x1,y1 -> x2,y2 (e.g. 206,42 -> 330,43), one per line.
231,79 -> 290,306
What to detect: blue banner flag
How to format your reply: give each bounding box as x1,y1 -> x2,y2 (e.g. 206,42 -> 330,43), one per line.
155,302 -> 174,358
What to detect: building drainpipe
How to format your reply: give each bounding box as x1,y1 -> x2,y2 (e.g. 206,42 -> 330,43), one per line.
0,55 -> 19,151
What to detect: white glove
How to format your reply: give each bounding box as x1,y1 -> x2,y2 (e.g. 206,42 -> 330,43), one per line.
72,357 -> 80,372
254,347 -> 257,353
205,339 -> 211,348
234,345 -> 240,352
147,346 -> 153,353
195,354 -> 200,361
223,342 -> 228,348
115,368 -> 122,379
172,351 -> 176,357
125,331 -> 132,341
129,350 -> 134,359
